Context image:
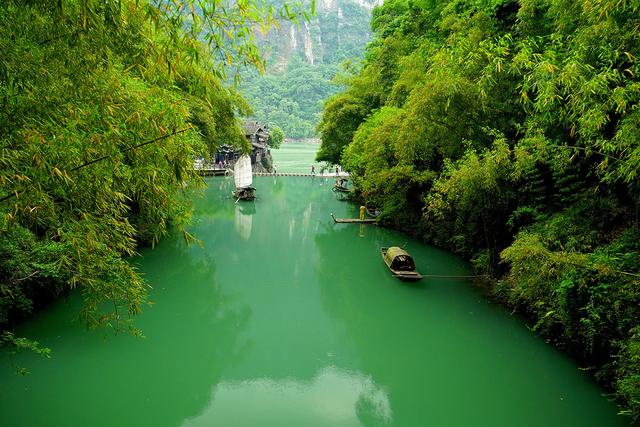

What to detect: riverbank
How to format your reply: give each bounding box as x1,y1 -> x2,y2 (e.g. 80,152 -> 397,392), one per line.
315,0 -> 640,420
271,139 -> 640,423
0,176 -> 629,426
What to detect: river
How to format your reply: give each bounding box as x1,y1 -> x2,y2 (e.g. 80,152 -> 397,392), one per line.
0,175 -> 630,426
271,139 -> 321,174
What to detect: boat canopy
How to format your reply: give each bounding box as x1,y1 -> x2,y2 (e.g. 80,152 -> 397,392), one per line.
386,247 -> 416,271
234,155 -> 252,188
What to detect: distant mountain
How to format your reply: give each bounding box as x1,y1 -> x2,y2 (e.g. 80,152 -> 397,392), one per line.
239,0 -> 378,139
264,0 -> 380,69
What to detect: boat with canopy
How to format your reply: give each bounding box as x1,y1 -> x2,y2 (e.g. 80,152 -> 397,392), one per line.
381,246 -> 423,282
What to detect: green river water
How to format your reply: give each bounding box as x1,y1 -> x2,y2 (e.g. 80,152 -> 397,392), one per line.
271,140 -> 321,174
0,174 -> 630,426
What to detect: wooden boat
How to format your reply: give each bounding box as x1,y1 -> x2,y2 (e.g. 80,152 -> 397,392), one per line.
232,155 -> 256,201
233,186 -> 256,201
331,213 -> 376,224
333,178 -> 351,193
381,246 -> 423,281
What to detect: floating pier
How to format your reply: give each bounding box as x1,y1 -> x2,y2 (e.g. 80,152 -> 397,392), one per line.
253,172 -> 350,177
193,169 -> 350,178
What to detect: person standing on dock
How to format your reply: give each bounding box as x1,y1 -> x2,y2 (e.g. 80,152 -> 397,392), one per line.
311,165 -> 315,175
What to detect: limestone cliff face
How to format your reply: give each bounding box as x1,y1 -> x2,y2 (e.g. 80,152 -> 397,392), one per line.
264,0 -> 380,70
241,0 -> 377,138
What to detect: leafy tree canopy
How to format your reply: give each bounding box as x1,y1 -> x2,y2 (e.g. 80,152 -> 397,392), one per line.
321,0 -> 640,418
0,0 -> 304,357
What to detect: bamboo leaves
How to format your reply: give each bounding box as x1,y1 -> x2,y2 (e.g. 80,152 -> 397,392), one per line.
0,0 -> 251,341
320,0 -> 640,417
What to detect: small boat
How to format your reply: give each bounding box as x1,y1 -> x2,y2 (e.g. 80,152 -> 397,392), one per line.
366,207 -> 380,218
381,246 -> 423,281
233,186 -> 256,201
333,178 -> 351,193
232,155 -> 256,201
330,213 -> 376,224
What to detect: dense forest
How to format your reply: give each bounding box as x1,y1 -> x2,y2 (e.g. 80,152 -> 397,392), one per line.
319,0 -> 640,419
240,57 -> 340,138
2,0 -> 639,421
239,0 -> 375,138
0,0 -> 300,359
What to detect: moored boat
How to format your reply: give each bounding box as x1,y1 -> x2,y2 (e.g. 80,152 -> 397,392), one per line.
381,246 -> 423,281
232,155 -> 256,201
333,178 -> 351,193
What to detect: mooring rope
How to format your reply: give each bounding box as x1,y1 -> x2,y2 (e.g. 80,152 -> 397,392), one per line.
421,274 -> 488,279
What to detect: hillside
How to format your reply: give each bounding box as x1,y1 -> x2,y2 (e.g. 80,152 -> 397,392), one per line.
239,0 -> 379,138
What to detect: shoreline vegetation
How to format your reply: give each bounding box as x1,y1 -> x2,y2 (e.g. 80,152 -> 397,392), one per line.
0,0 -> 305,367
318,0 -> 640,420
0,0 -> 638,422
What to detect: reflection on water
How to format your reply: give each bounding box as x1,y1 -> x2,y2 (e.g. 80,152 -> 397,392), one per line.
182,367 -> 392,427
0,177 -> 631,427
234,202 -> 256,241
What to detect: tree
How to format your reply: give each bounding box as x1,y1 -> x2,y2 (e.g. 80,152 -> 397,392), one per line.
319,0 -> 640,417
268,125 -> 285,148
316,93 -> 369,164
0,0 -> 307,348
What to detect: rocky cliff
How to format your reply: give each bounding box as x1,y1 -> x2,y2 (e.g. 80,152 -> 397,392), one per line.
240,0 -> 377,138
261,0 -> 380,71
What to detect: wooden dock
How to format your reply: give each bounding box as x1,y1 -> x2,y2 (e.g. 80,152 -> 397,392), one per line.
330,213 -> 376,224
194,163 -> 229,176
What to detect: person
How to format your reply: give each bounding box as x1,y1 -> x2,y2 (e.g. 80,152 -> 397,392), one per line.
335,166 -> 339,175
311,165 -> 315,175
273,164 -> 277,175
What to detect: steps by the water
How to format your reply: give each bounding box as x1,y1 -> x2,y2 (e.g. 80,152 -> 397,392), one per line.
195,168 -> 228,176
193,162 -> 229,176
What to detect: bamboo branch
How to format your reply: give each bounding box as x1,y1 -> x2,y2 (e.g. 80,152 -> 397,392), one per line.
0,127 -> 193,203
548,144 -> 624,163
15,270 -> 40,282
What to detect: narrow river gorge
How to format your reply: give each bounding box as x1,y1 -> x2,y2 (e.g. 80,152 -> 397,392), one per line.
0,175 -> 627,426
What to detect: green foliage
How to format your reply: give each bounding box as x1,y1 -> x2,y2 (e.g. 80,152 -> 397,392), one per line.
241,57 -> 339,138
238,0 -> 374,139
1,331 -> 51,376
320,0 -> 640,417
0,0 -> 288,344
150,0 -> 310,78
617,327 -> 640,420
316,92 -> 369,164
499,226 -> 640,415
268,125 -> 285,148
0,222 -> 68,326
341,106 -> 434,227
425,141 -> 517,269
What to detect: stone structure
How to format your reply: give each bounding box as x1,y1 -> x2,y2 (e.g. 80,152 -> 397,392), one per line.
210,121 -> 273,173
